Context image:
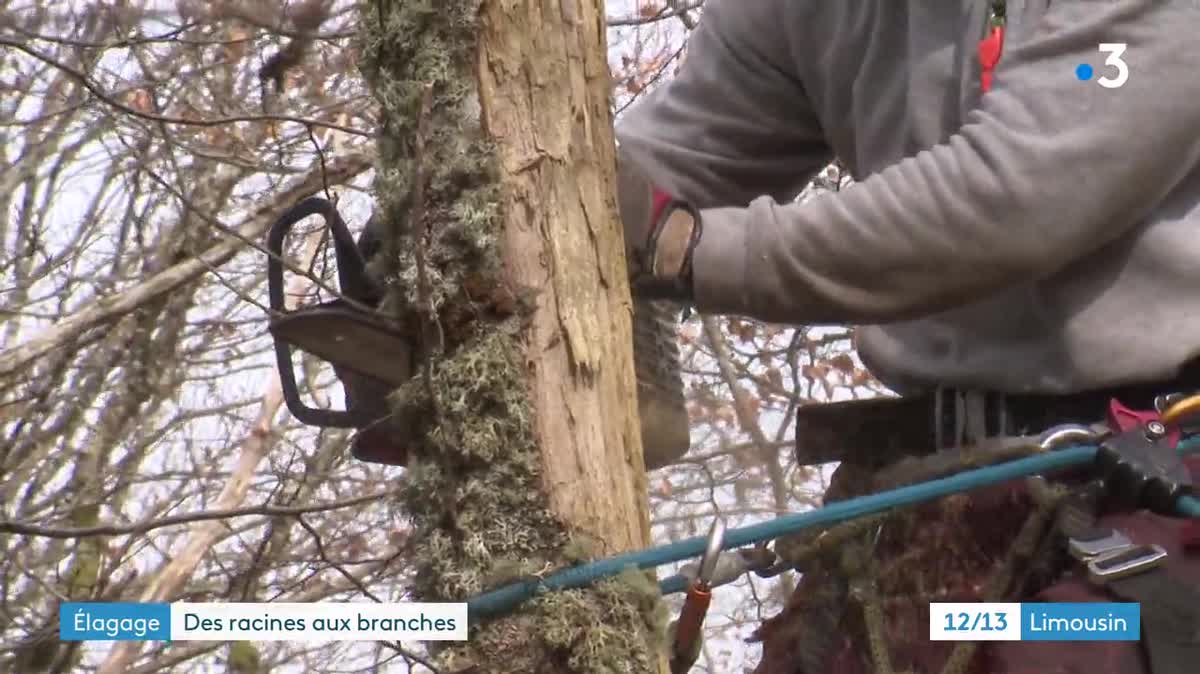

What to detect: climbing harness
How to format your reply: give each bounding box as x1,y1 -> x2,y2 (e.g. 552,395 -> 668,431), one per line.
467,407 -> 1200,620
1053,401 -> 1200,672
266,197 -> 414,465
461,396 -> 1200,674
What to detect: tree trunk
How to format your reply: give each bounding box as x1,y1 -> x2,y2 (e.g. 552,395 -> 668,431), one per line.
360,1 -> 668,672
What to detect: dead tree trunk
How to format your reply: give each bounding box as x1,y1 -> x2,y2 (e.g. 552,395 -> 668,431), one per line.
360,1 -> 668,671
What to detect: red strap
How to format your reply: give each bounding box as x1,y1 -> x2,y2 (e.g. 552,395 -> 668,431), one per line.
651,188 -> 673,224
978,25 -> 1005,93
673,586 -> 712,657
1106,399 -> 1181,445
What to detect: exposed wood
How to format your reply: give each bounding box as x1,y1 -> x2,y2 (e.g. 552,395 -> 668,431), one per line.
477,0 -> 652,555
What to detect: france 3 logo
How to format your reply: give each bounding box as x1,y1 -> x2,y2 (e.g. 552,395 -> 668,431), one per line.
1075,43 -> 1129,88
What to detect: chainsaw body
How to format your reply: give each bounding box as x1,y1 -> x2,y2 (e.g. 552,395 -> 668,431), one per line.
267,198 -> 692,471
266,197 -> 414,465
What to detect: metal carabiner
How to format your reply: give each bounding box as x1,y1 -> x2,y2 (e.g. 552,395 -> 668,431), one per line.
670,518 -> 725,674
697,518 -> 725,590
1087,543 -> 1168,584
1038,424 -> 1103,452
1160,393 -> 1200,428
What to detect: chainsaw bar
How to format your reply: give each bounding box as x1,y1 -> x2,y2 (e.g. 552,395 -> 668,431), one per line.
268,304 -> 412,387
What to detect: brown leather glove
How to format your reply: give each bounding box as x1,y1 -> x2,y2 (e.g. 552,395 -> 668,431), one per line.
616,149 -> 702,302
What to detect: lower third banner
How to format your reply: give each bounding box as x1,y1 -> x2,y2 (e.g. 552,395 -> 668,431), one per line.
61,602 -> 468,641
930,602 -> 1140,641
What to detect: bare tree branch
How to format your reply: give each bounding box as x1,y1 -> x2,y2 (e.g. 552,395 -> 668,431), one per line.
607,1 -> 704,27
0,38 -> 371,137
0,153 -> 370,377
0,488 -> 403,539
94,218 -> 335,674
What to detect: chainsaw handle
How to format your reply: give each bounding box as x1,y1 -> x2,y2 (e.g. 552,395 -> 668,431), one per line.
267,198 -> 371,429
267,197 -> 372,312
272,328 -> 363,427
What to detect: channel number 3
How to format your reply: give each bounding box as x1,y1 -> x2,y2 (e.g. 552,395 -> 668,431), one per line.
1097,43 -> 1129,88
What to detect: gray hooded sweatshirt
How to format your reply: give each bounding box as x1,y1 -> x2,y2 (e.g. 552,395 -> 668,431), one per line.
616,0 -> 1200,395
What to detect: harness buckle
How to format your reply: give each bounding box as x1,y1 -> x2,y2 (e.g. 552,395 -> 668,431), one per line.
1067,528 -> 1133,561
1087,543 -> 1168,584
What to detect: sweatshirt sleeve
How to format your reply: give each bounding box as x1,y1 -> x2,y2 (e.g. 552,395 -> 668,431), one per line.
692,0 -> 1200,325
614,0 -> 832,210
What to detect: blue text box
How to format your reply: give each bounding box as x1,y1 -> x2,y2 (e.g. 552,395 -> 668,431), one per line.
60,602 -> 171,641
1021,602 -> 1140,641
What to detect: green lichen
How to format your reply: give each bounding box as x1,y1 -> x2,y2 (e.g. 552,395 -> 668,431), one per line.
358,1 -> 664,671
395,329 -> 567,602
226,641 -> 262,674
442,569 -> 669,674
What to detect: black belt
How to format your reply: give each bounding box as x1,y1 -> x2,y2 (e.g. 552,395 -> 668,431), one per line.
794,360 -> 1200,467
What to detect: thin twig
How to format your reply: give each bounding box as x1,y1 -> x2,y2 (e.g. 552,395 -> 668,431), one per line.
615,42 -> 687,116
379,641 -> 443,674
11,556 -> 70,601
0,153 -> 371,378
0,38 -> 370,137
702,317 -> 797,595
137,165 -> 373,314
306,124 -> 335,203
607,1 -> 704,27
0,487 -> 404,539
295,515 -> 385,603
295,516 -> 443,673
190,253 -> 273,314
666,0 -> 700,30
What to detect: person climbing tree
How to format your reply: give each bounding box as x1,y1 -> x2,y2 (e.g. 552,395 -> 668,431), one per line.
619,1 -> 1200,671
256,0 -> 1200,670
618,0 -> 1200,409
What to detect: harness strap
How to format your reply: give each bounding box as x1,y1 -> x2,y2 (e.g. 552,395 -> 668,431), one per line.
1100,570 -> 1200,674
1105,571 -> 1200,674
1057,492 -> 1200,674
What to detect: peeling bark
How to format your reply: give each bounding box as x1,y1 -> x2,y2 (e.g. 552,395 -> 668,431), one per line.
476,0 -> 652,560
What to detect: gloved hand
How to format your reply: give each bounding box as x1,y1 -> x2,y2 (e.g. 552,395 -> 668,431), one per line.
616,148 -> 702,302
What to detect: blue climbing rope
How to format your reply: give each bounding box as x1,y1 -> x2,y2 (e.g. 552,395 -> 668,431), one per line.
467,437 -> 1200,620
1180,490 -> 1200,517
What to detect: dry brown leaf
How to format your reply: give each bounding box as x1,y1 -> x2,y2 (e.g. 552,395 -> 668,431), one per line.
224,25 -> 249,63
125,89 -> 152,113
831,352 -> 856,374
639,2 -> 663,17
736,321 -> 757,343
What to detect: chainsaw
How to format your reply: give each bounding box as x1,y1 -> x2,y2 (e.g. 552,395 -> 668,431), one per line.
266,197 -> 414,465
265,197 -> 691,470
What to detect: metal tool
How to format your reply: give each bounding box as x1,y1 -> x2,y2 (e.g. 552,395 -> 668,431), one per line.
1087,543 -> 1169,584
670,517 -> 724,674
